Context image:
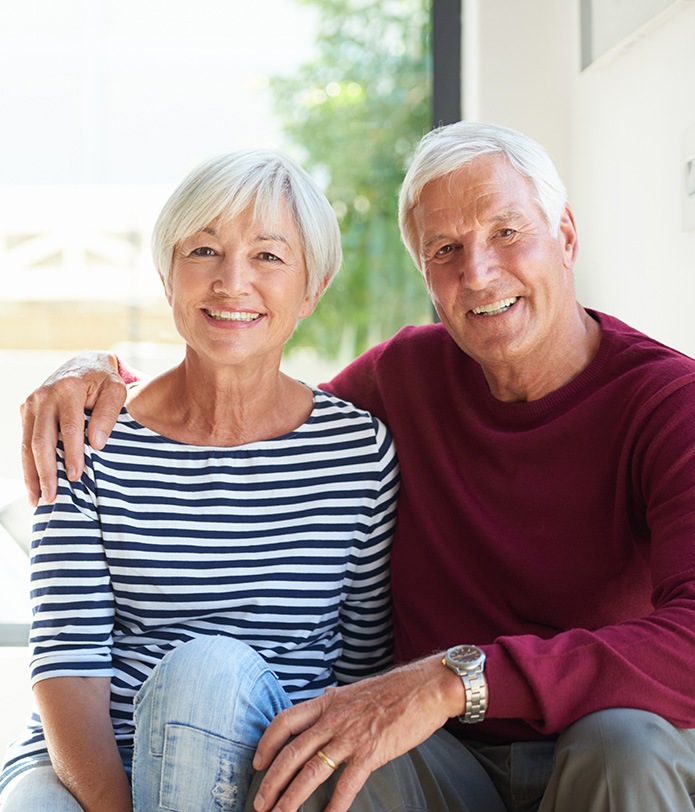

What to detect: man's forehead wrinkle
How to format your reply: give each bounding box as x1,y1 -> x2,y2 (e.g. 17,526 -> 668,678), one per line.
420,204 -> 523,250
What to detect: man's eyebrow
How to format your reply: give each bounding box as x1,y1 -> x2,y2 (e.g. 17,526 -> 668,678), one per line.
422,210 -> 525,249
490,210 -> 523,222
422,233 -> 450,251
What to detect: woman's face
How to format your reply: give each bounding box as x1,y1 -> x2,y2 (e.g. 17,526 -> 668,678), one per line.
166,201 -> 321,374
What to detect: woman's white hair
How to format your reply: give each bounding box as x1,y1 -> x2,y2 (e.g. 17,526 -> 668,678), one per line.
152,149 -> 342,297
398,121 -> 568,269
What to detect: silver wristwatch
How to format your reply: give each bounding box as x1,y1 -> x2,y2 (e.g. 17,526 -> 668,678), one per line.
443,645 -> 488,724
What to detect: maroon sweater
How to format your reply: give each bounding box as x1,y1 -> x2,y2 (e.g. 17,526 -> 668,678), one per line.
325,311 -> 695,742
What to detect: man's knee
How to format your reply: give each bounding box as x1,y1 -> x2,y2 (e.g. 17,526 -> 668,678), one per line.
560,708 -> 681,775
544,708 -> 695,811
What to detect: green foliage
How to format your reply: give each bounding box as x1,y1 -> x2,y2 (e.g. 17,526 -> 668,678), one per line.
274,0 -> 433,359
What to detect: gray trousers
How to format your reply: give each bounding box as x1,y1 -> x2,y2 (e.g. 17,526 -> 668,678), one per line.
247,709 -> 695,812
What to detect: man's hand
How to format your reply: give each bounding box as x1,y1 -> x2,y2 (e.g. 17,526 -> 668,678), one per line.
21,352 -> 126,506
252,654 -> 465,812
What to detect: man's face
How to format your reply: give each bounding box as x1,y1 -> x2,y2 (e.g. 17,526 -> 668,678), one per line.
412,154 -> 578,379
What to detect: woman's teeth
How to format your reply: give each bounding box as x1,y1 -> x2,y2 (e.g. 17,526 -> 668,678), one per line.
205,309 -> 260,322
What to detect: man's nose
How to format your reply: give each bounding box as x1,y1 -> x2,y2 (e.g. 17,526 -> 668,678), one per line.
460,244 -> 501,291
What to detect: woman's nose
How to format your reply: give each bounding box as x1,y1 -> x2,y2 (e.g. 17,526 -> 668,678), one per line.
212,255 -> 252,295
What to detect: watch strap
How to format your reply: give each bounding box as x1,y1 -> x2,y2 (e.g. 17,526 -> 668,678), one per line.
459,668 -> 487,724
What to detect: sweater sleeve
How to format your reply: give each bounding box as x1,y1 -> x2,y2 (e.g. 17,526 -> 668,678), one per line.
116,356 -> 143,385
332,419 -> 399,683
484,379 -> 695,733
321,342 -> 390,424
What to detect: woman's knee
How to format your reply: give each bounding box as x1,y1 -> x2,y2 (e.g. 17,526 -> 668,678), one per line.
134,636 -> 290,750
0,763 -> 83,811
147,636 -> 266,688
138,636 -> 272,710
132,638 -> 290,811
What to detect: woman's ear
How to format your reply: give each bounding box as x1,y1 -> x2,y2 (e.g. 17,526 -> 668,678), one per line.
299,275 -> 330,320
159,270 -> 172,305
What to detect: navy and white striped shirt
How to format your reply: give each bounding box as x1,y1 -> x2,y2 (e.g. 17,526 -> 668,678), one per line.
4,388 -> 398,768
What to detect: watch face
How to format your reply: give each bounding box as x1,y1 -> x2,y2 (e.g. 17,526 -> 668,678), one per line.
448,645 -> 485,670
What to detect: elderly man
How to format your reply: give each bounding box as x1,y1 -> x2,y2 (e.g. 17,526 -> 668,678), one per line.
20,122 -> 695,812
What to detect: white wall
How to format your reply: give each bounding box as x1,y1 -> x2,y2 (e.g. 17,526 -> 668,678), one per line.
463,0 -> 695,357
463,0 -> 576,210
571,2 -> 695,356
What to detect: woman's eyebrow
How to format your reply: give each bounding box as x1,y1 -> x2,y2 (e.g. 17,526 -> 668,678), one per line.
254,233 -> 290,245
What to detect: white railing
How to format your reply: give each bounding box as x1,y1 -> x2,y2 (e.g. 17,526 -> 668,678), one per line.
0,185 -> 170,303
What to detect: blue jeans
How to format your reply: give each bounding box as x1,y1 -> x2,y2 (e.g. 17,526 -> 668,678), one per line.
0,636 -> 292,811
0,750 -> 133,811
132,635 -> 291,810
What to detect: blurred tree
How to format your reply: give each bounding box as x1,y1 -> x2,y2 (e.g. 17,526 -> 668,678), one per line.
274,0 -> 432,359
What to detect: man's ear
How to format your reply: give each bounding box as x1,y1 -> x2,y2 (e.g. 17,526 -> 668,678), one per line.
558,205 -> 579,268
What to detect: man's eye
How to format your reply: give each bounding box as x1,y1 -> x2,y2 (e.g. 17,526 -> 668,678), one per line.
191,246 -> 216,257
435,245 -> 454,256
497,228 -> 515,238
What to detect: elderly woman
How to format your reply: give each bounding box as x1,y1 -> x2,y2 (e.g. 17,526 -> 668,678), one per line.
0,151 -> 398,811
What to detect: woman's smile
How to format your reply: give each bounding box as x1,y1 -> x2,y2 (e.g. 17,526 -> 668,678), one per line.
202,308 -> 263,324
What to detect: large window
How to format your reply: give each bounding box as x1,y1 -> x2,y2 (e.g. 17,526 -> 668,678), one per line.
0,0 -> 432,749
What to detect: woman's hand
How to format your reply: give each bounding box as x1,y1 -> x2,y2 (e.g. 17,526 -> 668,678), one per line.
252,654 -> 465,812
20,351 -> 127,506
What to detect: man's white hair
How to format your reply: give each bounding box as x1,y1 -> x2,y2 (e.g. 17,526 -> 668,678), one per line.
398,121 -> 568,269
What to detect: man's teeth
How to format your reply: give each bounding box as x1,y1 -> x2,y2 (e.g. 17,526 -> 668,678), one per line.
472,297 -> 518,316
206,309 -> 260,322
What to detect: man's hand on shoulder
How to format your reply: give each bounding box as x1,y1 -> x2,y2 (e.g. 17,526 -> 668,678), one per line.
21,351 -> 127,506
252,653 -> 466,812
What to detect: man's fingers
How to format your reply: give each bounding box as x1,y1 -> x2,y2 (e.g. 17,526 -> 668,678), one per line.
55,400 -> 90,482
20,403 -> 45,507
253,712 -> 332,811
19,352 -> 128,503
254,747 -> 369,812
253,746 -> 337,812
323,764 -> 372,812
253,660 -> 453,812
86,381 -> 127,450
253,698 -> 325,772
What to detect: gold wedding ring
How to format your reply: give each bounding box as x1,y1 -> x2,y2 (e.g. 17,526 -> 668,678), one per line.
316,749 -> 338,771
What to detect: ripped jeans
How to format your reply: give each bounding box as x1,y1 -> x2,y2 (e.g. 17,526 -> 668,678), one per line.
132,636 -> 291,811
0,637 -> 291,811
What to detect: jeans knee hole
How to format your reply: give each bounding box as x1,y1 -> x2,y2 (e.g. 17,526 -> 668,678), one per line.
211,754 -> 243,808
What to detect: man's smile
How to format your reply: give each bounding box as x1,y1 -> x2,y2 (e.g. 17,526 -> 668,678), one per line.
471,297 -> 519,316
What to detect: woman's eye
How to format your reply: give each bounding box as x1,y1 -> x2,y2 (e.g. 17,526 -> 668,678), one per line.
497,228 -> 515,238
258,252 -> 281,262
191,246 -> 216,257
